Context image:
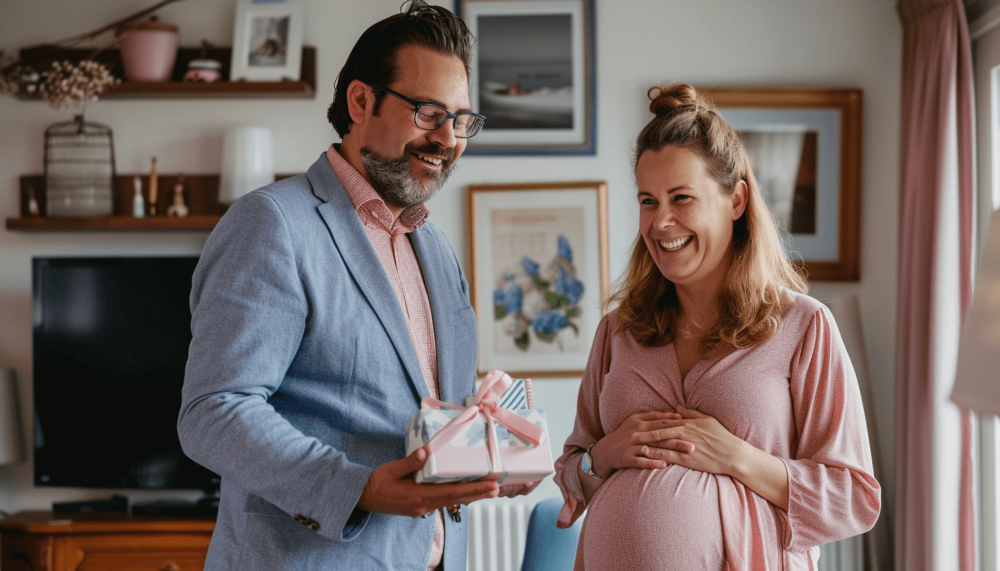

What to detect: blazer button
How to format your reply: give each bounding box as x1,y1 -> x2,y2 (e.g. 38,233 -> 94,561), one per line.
309,522 -> 321,531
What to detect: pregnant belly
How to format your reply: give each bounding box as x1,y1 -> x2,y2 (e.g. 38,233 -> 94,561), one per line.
581,465 -> 725,571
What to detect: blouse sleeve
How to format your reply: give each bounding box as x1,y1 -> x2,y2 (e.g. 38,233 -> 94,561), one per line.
553,313 -> 615,528
777,306 -> 881,550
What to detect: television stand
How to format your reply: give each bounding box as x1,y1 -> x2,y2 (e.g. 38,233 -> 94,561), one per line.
0,510 -> 215,571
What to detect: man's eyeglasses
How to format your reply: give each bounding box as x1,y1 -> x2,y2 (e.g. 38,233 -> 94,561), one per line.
372,85 -> 487,139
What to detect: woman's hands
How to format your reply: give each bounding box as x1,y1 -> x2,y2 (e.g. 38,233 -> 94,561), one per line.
651,405 -> 790,510
646,405 -> 749,477
589,411 -> 694,480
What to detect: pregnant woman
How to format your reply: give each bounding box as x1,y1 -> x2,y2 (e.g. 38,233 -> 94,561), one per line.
553,84 -> 880,570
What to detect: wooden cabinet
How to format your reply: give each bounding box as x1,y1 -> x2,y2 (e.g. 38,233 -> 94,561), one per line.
0,512 -> 215,571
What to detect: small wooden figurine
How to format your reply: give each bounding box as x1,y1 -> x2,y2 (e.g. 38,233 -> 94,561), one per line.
28,187 -> 40,217
132,176 -> 145,218
148,156 -> 158,216
167,175 -> 190,218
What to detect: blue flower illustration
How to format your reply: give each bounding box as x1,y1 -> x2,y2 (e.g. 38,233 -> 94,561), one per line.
493,289 -> 506,307
554,269 -> 585,304
503,284 -> 523,315
495,424 -> 511,441
521,256 -> 540,276
466,422 -> 487,446
532,311 -> 569,335
557,235 -> 573,263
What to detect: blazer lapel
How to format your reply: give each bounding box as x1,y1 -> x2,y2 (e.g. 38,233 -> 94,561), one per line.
410,228 -> 461,406
306,155 -> 428,402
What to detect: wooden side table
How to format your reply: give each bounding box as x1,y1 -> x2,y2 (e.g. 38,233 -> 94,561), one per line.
0,511 -> 215,571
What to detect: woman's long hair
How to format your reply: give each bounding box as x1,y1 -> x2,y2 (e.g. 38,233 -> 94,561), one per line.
609,83 -> 808,349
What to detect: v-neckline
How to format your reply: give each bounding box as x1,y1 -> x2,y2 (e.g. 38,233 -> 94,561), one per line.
668,342 -> 734,399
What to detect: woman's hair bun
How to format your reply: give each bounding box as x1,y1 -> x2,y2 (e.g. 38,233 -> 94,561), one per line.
647,83 -> 702,117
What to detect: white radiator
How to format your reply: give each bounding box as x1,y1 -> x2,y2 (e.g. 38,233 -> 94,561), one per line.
467,500 -> 534,571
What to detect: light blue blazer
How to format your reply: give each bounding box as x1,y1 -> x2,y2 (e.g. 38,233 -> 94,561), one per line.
178,153 -> 478,570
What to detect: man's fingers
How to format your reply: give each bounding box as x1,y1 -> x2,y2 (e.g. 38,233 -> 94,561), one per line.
388,447 -> 428,477
429,481 -> 499,508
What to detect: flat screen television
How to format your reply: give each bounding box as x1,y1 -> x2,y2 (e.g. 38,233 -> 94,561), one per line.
32,256 -> 219,493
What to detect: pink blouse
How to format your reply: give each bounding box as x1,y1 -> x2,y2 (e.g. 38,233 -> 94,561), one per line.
554,292 -> 880,570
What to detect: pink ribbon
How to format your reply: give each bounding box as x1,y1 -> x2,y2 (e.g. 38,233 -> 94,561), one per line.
421,370 -> 543,480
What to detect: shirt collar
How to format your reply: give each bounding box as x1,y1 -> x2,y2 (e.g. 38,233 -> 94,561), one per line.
325,144 -> 430,233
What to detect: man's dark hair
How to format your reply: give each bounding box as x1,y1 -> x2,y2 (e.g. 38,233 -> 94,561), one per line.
327,0 -> 473,138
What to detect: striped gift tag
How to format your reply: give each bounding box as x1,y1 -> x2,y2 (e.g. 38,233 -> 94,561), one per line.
465,378 -> 534,411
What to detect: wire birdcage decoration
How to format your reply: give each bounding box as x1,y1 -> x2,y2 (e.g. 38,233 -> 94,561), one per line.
44,114 -> 116,217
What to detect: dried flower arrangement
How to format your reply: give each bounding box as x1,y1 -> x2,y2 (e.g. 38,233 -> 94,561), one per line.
0,0 -> 182,106
38,60 -> 120,109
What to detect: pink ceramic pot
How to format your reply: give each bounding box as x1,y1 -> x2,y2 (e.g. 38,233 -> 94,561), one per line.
117,20 -> 179,82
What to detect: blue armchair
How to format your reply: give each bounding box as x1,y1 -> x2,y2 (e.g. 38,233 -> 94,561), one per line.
520,497 -> 583,571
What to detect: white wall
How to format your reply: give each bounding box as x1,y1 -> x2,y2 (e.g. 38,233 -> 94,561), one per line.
0,0 -> 901,524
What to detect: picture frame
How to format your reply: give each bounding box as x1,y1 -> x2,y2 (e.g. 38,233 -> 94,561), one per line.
682,87 -> 864,282
468,181 -> 609,377
230,1 -> 304,82
455,0 -> 596,155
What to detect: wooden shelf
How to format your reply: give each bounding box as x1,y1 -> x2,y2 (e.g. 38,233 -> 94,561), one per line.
15,45 -> 316,100
6,215 -> 222,231
9,173 -> 229,232
7,173 -> 297,232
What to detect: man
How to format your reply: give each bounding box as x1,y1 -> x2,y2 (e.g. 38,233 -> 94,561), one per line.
178,3 -> 533,569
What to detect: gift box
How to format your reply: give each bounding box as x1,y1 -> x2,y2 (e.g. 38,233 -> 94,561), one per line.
406,371 -> 554,485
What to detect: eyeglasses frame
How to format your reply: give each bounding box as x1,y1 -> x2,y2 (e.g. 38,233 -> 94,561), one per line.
370,84 -> 487,139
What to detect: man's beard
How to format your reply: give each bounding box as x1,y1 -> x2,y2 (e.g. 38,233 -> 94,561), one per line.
359,143 -> 456,209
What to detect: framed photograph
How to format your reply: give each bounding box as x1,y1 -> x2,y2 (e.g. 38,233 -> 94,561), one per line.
684,87 -> 863,281
468,181 -> 609,377
230,1 -> 304,82
456,0 -> 596,155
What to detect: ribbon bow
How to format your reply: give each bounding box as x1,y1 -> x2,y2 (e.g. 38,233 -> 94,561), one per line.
421,370 -> 543,480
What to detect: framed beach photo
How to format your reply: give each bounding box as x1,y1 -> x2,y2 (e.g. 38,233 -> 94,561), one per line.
456,0 -> 596,155
467,181 -> 609,377
230,1 -> 304,82
684,87 -> 863,281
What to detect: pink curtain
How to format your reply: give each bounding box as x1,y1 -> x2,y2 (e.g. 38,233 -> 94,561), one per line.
896,1 -> 975,570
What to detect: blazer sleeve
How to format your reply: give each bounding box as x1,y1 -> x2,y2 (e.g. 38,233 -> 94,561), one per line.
776,306 -> 881,550
177,191 -> 374,543
553,313 -> 615,528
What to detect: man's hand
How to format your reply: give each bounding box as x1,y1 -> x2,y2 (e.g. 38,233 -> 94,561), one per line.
498,480 -> 541,498
357,447 -> 500,517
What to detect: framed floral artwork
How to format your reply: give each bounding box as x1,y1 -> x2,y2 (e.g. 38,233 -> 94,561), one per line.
467,181 -> 609,377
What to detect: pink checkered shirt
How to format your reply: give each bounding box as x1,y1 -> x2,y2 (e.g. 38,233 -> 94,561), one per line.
326,146 -> 445,571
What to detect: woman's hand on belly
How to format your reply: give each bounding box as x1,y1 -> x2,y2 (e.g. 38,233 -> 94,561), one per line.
580,411 -> 694,504
591,411 -> 694,478
649,405 -> 790,511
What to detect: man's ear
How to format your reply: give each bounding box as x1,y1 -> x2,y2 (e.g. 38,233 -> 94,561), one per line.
731,180 -> 748,220
346,80 -> 371,125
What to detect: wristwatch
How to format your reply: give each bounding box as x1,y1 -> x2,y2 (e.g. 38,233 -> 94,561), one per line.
581,443 -> 602,480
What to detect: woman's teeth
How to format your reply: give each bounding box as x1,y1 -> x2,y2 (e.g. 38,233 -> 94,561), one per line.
659,236 -> 692,251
